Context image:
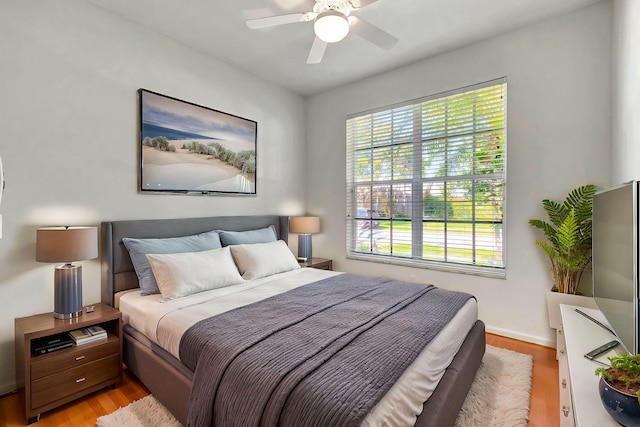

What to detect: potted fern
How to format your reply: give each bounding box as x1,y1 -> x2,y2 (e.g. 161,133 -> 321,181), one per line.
529,184 -> 599,329
596,353 -> 640,426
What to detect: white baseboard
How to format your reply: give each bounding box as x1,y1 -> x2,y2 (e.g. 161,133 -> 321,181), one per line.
485,325 -> 555,348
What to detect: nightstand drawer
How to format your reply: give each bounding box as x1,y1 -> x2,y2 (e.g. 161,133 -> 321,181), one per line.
31,338 -> 119,380
31,353 -> 119,408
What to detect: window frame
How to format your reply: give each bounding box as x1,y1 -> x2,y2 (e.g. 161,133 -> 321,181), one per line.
346,78 -> 507,278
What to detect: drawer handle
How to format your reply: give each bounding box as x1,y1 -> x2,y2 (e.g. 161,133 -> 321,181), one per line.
562,379 -> 567,389
76,377 -> 86,383
562,406 -> 570,417
75,356 -> 86,361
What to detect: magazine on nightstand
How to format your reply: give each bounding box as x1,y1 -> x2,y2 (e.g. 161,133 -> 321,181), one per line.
68,325 -> 107,345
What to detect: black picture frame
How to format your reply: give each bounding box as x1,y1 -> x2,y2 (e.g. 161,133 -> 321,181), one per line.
138,89 -> 257,195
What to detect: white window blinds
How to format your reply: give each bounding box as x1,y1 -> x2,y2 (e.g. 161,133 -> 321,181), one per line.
346,78 -> 506,275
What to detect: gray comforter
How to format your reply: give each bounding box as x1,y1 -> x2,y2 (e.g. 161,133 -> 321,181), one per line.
179,273 -> 473,427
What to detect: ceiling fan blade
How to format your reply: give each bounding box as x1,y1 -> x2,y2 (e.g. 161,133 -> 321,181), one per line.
351,0 -> 379,8
307,37 -> 328,64
246,13 -> 307,29
350,16 -> 398,50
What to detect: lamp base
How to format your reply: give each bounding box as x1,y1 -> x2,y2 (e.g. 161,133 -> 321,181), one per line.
53,264 -> 83,319
298,234 -> 313,259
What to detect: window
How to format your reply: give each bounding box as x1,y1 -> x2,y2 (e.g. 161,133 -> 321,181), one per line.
346,78 -> 506,276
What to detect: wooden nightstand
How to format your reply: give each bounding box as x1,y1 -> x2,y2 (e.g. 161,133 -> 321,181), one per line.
14,303 -> 122,424
299,258 -> 333,271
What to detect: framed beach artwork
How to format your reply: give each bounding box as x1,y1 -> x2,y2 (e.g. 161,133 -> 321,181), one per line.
138,89 -> 257,195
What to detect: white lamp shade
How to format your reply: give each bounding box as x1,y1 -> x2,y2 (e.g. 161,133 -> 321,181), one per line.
314,11 -> 349,43
290,217 -> 320,234
36,226 -> 98,263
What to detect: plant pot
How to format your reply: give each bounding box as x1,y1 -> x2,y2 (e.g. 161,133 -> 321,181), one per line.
546,291 -> 598,330
599,376 -> 640,427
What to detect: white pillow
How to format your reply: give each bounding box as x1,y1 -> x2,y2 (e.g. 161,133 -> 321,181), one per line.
230,240 -> 300,280
146,246 -> 244,301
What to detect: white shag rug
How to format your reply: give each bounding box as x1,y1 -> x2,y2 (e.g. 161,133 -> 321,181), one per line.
96,394 -> 181,427
97,344 -> 533,427
455,345 -> 533,427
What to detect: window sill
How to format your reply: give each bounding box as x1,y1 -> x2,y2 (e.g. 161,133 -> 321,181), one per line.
346,252 -> 507,279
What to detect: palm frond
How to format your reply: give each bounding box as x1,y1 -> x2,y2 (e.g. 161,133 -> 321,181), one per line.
542,199 -> 568,227
556,209 -> 579,252
536,240 -> 557,259
573,203 -> 594,225
528,219 -> 557,239
564,184 -> 597,211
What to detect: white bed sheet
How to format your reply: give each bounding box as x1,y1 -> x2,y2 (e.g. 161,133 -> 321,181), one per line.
119,268 -> 478,426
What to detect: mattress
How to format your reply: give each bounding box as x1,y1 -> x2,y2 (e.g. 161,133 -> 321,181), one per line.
119,268 -> 478,426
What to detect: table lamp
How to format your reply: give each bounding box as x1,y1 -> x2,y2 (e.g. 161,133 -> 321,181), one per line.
36,226 -> 98,319
289,216 -> 320,259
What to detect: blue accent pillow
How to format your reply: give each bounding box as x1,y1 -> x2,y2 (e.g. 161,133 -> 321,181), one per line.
123,230 -> 222,296
219,225 -> 277,247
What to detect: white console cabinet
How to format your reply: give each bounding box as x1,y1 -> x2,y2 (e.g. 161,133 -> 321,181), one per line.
559,304 -> 620,426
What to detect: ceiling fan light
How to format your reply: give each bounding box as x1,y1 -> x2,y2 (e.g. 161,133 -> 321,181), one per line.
314,10 -> 349,43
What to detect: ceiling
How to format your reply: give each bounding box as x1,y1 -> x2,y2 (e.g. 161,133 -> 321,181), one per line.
86,0 -> 603,97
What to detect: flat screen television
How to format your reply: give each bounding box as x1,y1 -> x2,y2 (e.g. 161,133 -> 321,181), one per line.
138,89 -> 257,195
593,181 -> 640,354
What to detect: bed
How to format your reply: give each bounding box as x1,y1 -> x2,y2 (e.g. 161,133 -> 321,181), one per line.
101,215 -> 485,427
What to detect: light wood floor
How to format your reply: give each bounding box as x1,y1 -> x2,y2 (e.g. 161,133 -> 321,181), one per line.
0,333 -> 558,427
486,334 -> 559,427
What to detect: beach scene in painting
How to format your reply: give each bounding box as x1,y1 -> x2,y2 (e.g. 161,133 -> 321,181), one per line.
140,91 -> 256,194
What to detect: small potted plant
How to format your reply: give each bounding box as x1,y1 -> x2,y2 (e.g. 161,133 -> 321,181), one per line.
595,353 -> 640,426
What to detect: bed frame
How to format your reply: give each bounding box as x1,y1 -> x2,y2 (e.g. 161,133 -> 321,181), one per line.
101,215 -> 485,427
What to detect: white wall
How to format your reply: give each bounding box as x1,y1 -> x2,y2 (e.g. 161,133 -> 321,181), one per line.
0,0 -> 306,393
611,0 -> 640,183
306,3 -> 612,346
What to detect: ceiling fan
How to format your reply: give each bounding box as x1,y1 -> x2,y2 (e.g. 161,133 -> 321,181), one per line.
246,0 -> 398,64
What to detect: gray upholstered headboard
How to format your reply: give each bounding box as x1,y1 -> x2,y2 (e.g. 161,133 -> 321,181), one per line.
101,215 -> 290,307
